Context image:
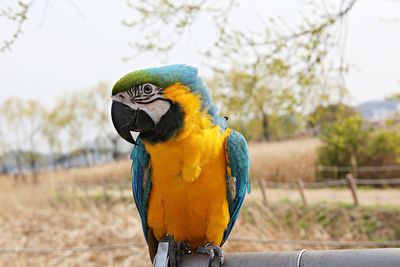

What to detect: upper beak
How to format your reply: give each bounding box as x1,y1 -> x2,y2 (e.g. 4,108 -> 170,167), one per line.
111,101 -> 155,145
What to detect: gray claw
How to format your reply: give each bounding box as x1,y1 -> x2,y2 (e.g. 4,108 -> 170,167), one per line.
168,238 -> 178,267
195,243 -> 224,266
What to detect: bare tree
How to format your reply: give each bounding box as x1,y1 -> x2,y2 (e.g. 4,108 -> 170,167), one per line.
1,97 -> 26,181
85,82 -> 121,161
22,100 -> 45,182
123,0 -> 357,139
0,98 -> 45,182
42,105 -> 65,170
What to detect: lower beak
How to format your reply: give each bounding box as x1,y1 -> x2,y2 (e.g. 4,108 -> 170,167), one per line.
111,101 -> 155,145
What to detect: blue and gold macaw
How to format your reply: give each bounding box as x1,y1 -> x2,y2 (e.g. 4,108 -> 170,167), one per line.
111,65 -> 250,265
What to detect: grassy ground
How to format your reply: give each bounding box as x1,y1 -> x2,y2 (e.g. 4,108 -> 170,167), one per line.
1,138 -> 399,266
249,187 -> 400,206
249,138 -> 320,181
1,197 -> 399,267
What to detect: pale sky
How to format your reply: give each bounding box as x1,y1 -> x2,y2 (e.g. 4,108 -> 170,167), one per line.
0,0 -> 399,109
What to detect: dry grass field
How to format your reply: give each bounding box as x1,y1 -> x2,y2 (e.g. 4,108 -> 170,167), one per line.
1,138 -> 399,266
249,138 -> 320,181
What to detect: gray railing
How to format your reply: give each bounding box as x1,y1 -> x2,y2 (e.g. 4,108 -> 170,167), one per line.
179,248 -> 400,267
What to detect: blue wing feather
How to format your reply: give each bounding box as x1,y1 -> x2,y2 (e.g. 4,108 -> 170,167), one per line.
221,130 -> 250,245
130,138 -> 152,242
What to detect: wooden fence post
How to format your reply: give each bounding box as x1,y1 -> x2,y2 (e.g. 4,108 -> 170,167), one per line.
346,173 -> 359,206
296,179 -> 308,207
350,154 -> 358,180
258,179 -> 267,205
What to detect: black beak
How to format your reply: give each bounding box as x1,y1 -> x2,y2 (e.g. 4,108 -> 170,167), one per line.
111,101 -> 155,145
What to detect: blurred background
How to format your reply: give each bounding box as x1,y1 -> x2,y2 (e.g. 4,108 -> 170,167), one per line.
1,0 -> 400,266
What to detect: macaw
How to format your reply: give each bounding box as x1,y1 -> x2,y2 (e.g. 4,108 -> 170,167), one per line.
110,65 -> 250,266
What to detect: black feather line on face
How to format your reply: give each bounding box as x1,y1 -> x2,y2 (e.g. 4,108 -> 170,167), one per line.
134,97 -> 168,105
134,93 -> 155,99
139,102 -> 184,143
131,93 -> 156,103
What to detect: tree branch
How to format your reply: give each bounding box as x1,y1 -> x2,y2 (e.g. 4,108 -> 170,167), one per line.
0,1 -> 33,53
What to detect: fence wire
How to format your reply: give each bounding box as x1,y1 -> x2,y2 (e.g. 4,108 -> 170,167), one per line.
261,177 -> 400,189
0,242 -> 146,255
318,165 -> 400,173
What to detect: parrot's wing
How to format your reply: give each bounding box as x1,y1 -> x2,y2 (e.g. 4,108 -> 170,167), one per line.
221,130 -> 251,245
130,139 -> 156,252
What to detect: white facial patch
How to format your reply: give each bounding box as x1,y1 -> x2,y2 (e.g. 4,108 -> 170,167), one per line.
135,99 -> 171,124
112,83 -> 171,125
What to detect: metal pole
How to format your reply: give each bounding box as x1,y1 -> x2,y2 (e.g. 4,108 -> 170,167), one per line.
179,249 -> 400,267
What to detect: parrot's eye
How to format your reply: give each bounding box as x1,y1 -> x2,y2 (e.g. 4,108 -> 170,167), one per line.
143,84 -> 153,94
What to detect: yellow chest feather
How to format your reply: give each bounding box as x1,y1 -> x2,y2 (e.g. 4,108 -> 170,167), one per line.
144,126 -> 230,248
143,83 -> 231,248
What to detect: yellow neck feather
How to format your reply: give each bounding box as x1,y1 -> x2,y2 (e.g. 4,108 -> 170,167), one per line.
161,83 -> 213,142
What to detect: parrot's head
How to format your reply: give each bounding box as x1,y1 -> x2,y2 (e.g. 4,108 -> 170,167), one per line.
111,64 -> 226,145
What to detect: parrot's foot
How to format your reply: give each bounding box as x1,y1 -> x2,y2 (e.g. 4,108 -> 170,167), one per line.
195,243 -> 224,267
156,236 -> 190,267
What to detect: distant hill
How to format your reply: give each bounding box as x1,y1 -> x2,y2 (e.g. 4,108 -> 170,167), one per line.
357,100 -> 400,121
